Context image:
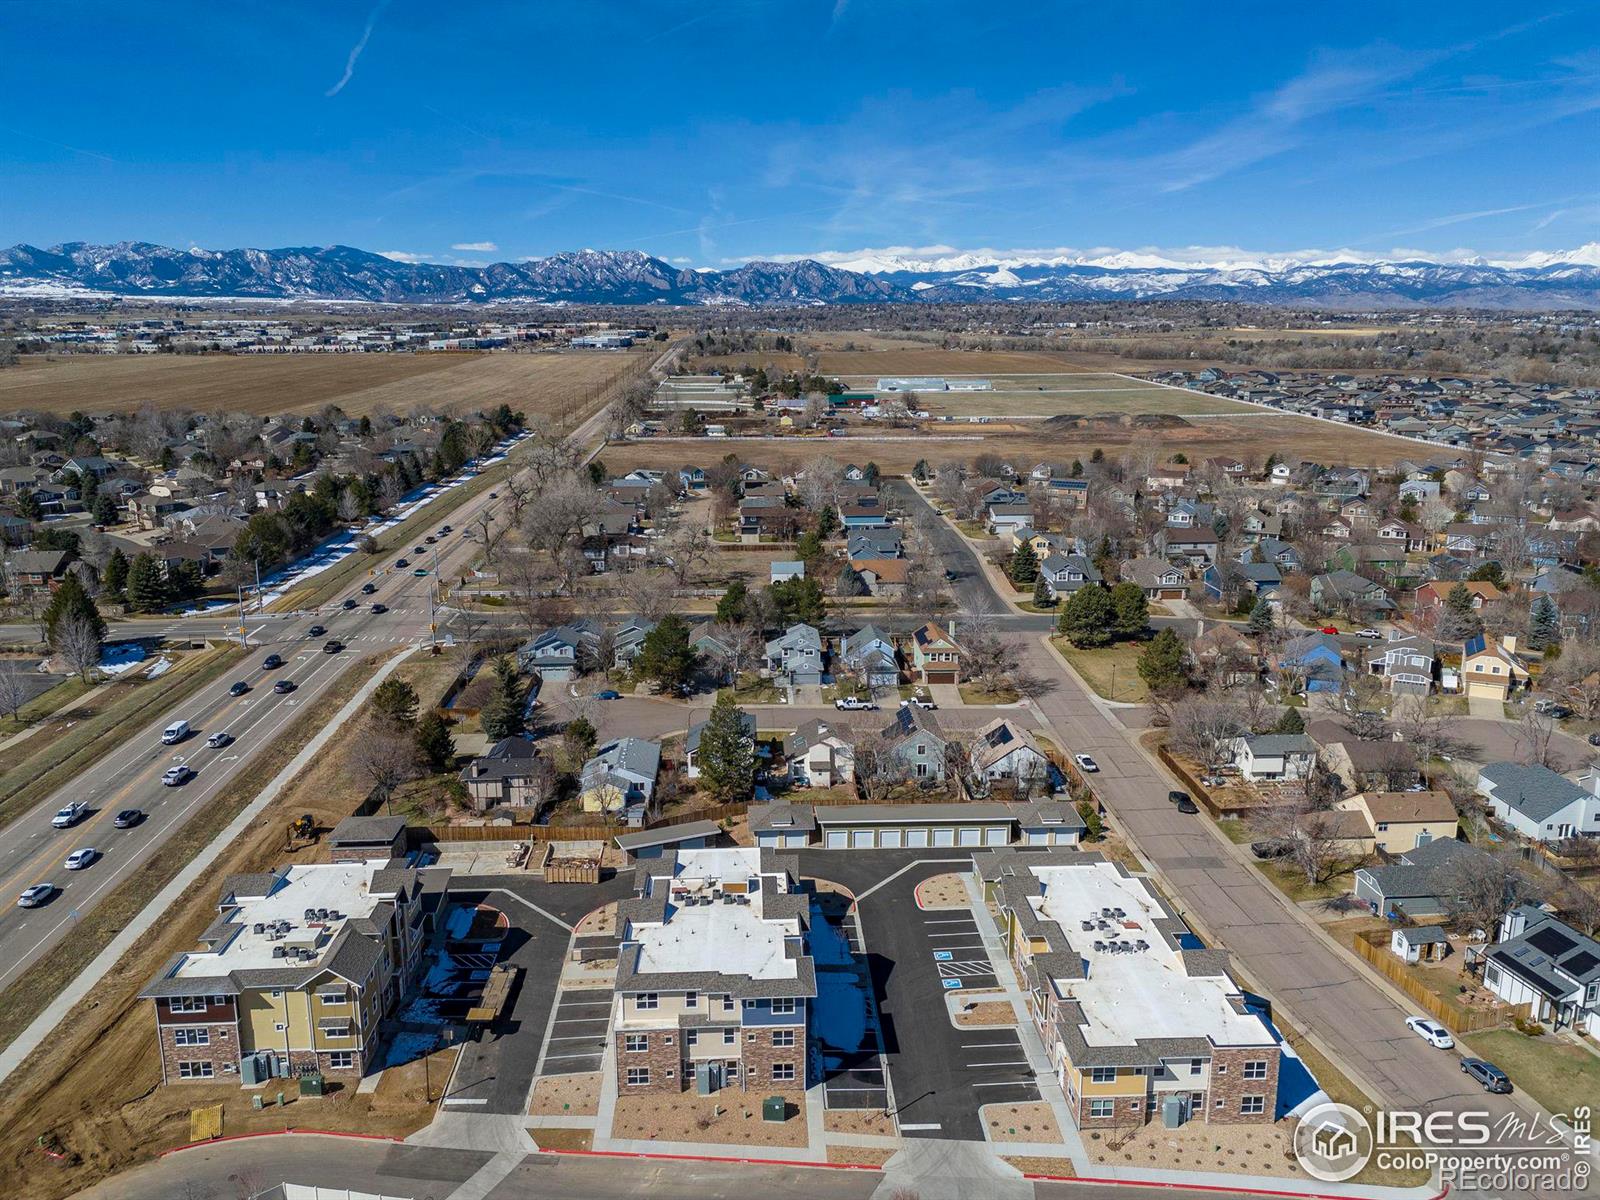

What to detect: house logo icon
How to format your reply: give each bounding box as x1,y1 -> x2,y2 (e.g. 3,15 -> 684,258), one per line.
1293,1101 -> 1373,1182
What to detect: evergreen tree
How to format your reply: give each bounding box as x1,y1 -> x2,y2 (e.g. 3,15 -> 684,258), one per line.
1057,584 -> 1114,647
1090,448 -> 1104,464
835,564 -> 868,597
17,491 -> 42,522
697,693 -> 755,803
912,459 -> 929,483
91,493 -> 119,526
795,529 -> 824,563
1467,561 -> 1506,589
817,505 -> 838,539
415,711 -> 456,773
44,574 -> 105,648
1529,594 -> 1560,651
171,559 -> 205,600
123,552 -> 166,613
1248,595 -> 1276,637
1032,573 -> 1052,608
635,614 -> 697,690
1136,627 -> 1189,692
372,677 -> 420,727
1438,583 -> 1483,642
479,656 -> 527,741
863,462 -> 880,486
1273,707 -> 1306,734
715,579 -> 749,625
1009,541 -> 1039,585
562,715 -> 598,769
1108,581 -> 1150,640
768,576 -> 826,625
102,548 -> 129,599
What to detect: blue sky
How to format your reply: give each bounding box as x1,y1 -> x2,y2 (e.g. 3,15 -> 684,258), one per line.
2,1 -> 1597,267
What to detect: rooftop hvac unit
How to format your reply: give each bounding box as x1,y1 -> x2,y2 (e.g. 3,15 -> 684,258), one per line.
272,946 -> 287,958
254,924 -> 265,935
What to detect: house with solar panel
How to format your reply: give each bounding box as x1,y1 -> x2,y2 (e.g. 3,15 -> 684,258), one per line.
1478,906 -> 1600,1038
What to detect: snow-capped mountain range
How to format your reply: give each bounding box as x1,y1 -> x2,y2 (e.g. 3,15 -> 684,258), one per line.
2,241 -> 1597,309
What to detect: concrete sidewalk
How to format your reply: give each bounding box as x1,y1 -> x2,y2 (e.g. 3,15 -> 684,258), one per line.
0,646 -> 419,1086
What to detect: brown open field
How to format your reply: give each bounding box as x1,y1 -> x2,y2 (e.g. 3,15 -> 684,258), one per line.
837,374 -> 1255,419
816,348 -> 1103,376
0,348 -> 652,418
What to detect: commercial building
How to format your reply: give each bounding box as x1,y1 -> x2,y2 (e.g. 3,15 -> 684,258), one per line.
139,860 -> 445,1086
980,849 -> 1281,1130
612,849 -> 815,1095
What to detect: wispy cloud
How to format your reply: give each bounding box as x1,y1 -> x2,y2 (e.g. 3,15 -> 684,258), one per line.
326,0 -> 391,97
450,241 -> 497,252
1357,196 -> 1594,244
377,249 -> 427,263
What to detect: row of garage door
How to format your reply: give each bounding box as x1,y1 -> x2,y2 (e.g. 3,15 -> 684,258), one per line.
822,825 -> 1011,850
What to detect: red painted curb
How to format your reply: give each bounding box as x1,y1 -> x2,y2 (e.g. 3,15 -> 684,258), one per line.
1023,1174 -> 1449,1200
537,1146 -> 880,1171
160,1128 -> 404,1157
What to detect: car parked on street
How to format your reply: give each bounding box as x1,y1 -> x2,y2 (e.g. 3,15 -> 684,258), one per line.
1357,628 -> 1383,639
1175,797 -> 1200,814
1405,1016 -> 1454,1049
1074,754 -> 1099,773
836,696 -> 877,711
596,690 -> 621,701
64,848 -> 97,870
1461,1058 -> 1511,1093
904,691 -> 937,710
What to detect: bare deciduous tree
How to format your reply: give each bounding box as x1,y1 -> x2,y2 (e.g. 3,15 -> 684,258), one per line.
1165,696 -> 1248,771
853,730 -> 911,803
1434,849 -> 1539,934
350,728 -> 421,808
57,614 -> 102,682
1513,705 -> 1562,769
0,668 -> 29,722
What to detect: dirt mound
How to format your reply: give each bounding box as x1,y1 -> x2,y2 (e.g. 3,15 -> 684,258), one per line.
1040,411 -> 1192,431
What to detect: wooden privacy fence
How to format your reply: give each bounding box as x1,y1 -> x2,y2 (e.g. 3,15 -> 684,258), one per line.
1155,742 -> 1256,819
1351,931 -> 1511,1034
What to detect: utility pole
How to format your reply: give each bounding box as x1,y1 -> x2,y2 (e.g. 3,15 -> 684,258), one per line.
236,582 -> 248,646
253,558 -> 263,613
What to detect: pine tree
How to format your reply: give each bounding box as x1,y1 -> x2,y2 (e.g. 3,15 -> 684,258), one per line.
835,564 -> 868,597
103,548 -> 129,599
1108,581 -> 1150,640
1438,582 -> 1483,642
1136,627 -> 1189,692
697,693 -> 755,803
1248,596 -> 1276,637
480,657 -> 527,741
1273,707 -> 1305,734
1009,541 -> 1039,585
715,579 -> 749,625
636,614 -> 697,690
123,552 -> 166,613
1057,585 -> 1114,647
1529,594 -> 1560,651
372,677 -> 420,727
91,493 -> 119,526
415,711 -> 456,773
1032,573 -> 1052,608
44,574 -> 105,649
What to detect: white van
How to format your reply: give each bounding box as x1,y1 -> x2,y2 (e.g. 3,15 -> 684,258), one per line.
161,720 -> 190,745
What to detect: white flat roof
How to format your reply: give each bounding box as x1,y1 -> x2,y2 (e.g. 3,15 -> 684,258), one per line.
633,899 -> 798,981
175,860 -> 391,979
667,847 -> 762,885
1029,862 -> 1270,1050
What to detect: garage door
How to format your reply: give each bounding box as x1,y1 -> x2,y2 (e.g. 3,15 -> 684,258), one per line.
1466,681 -> 1503,700
984,826 -> 1009,846
851,830 -> 875,849
906,829 -> 929,848
1027,831 -> 1049,845
880,829 -> 903,848
958,827 -> 982,847
925,671 -> 957,685
932,828 -> 956,847
826,831 -> 848,849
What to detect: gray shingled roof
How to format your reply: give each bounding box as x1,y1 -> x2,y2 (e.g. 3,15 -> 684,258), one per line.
1478,762 -> 1590,823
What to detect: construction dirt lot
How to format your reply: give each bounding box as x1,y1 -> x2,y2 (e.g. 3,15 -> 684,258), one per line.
0,347 -> 654,417
0,647 -> 468,1200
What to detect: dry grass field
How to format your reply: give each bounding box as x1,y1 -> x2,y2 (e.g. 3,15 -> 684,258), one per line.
0,349 -> 652,418
835,373 -> 1256,419
816,347 -> 1102,376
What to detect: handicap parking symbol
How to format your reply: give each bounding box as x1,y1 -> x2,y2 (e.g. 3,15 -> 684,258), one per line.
933,950 -> 953,961
941,978 -> 963,990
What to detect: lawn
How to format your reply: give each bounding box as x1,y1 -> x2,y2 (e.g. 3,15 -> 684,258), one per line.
1257,859 -> 1359,904
959,683 -> 1020,705
1049,637 -> 1149,703
717,674 -> 783,704
1463,1030 -> 1600,1123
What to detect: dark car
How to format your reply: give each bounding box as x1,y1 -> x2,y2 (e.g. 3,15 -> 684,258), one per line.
1251,839 -> 1293,860
322,640 -> 343,654
262,654 -> 283,670
371,603 -> 388,614
424,536 -> 436,545
597,690 -> 622,701
439,525 -> 452,534
1168,790 -> 1191,805
1461,1058 -> 1512,1093
488,492 -> 498,499
413,545 -> 426,554
1588,733 -> 1600,748
341,598 -> 357,610
308,625 -> 326,637
229,681 -> 250,697
112,808 -> 143,829
1175,797 -> 1200,814
396,558 -> 409,568
361,582 -> 377,595
273,679 -> 296,694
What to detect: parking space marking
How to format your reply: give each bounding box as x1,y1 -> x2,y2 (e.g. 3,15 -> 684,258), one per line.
544,1052 -> 603,1062
972,1080 -> 1039,1089
968,1060 -> 1030,1068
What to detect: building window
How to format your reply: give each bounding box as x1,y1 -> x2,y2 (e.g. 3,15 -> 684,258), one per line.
1485,965 -> 1501,987
770,998 -> 797,1015
173,1028 -> 210,1047
328,1052 -> 354,1070
274,1023 -> 287,1032
1089,1066 -> 1117,1084
1241,1095 -> 1266,1115
1243,1060 -> 1269,1080
626,1067 -> 651,1087
1215,1063 -> 1227,1073
1088,1099 -> 1114,1119
1188,1059 -> 1203,1076
772,1063 -> 796,1082
625,1035 -> 648,1053
723,1029 -> 737,1046
177,1061 -> 215,1080
684,991 -> 698,1010
167,996 -> 207,1014
772,1030 -> 795,1048
636,993 -> 658,1011
686,1030 -> 699,1047
1130,1100 -> 1141,1112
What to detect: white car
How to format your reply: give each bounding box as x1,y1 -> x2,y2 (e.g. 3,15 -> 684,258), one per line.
17,884 -> 53,908
162,765 -> 194,787
206,731 -> 232,748
1074,754 -> 1100,773
834,697 -> 877,711
64,848 -> 97,870
1405,1016 -> 1455,1049
1357,628 -> 1383,640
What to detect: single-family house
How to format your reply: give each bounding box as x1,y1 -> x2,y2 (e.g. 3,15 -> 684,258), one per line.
685,710 -> 758,781
765,623 -> 825,687
458,737 -> 547,812
1368,633 -> 1436,696
1335,791 -> 1458,854
1278,633 -> 1347,693
1353,836 -> 1494,919
909,621 -> 961,685
517,620 -> 602,681
784,720 -> 855,788
1461,633 -> 1530,703
853,558 -> 909,598
1232,734 -> 1316,782
1119,555 -> 1187,601
1415,580 -> 1502,616
880,704 -> 948,781
1039,554 -> 1102,601
1479,907 -> 1600,1037
1477,762 -> 1600,842
1310,570 -> 1395,616
839,626 -> 899,689
987,503 -> 1034,538
579,737 -> 662,820
969,718 -> 1049,786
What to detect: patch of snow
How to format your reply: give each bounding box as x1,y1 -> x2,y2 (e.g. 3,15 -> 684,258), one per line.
145,655 -> 173,679
98,643 -> 148,676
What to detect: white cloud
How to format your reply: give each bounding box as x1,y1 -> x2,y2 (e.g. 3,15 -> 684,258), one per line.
377,250 -> 428,263
451,241 -> 498,252
326,0 -> 391,97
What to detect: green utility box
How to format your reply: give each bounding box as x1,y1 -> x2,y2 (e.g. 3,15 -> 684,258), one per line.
762,1095 -> 786,1123
298,1073 -> 326,1097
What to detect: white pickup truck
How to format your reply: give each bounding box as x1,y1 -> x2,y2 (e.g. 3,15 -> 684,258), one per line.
51,801 -> 87,829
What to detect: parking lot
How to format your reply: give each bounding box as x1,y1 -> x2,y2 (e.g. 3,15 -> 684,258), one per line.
814,901 -> 891,1112
923,912 -> 999,992
536,988 -> 614,1077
